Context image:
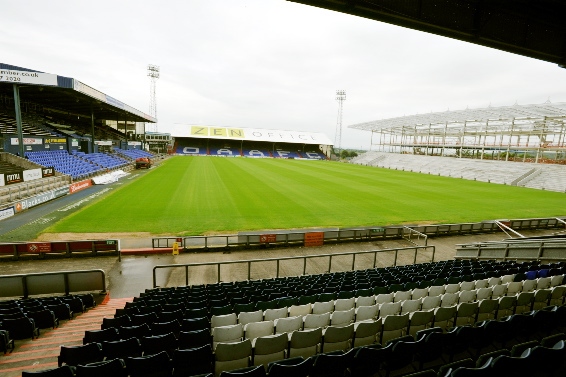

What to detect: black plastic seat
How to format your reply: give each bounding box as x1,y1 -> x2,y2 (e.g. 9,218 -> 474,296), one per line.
125,351 -> 173,377
58,343 -> 103,367
141,332 -> 178,357
118,323 -> 151,340
0,316 -> 40,340
172,344 -> 214,377
178,329 -> 212,349
22,365 -> 76,377
27,309 -> 59,329
220,365 -> 266,376
83,327 -> 120,344
75,358 -> 127,377
101,337 -> 142,360
267,356 -> 314,377
181,316 -> 209,332
101,315 -> 131,330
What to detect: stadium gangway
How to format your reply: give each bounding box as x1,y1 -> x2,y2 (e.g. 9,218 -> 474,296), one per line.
152,245 -> 435,288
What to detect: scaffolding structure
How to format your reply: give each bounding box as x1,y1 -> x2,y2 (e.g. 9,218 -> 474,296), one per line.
349,102 -> 566,163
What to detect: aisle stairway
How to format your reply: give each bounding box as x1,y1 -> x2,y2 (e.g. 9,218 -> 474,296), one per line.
0,297 -> 132,377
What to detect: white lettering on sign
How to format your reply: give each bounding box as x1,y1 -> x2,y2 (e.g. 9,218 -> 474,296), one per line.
0,70 -> 58,86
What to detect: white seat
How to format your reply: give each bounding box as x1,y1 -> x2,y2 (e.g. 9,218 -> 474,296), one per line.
506,282 -> 523,296
501,275 -> 515,284
334,298 -> 355,311
458,290 -> 477,304
212,323 -> 244,350
375,293 -> 394,304
393,290 -> 412,302
353,320 -> 381,347
312,301 -> 334,315
476,287 -> 493,300
380,313 -> 410,345
522,279 -> 537,292
515,292 -> 534,314
421,295 -> 441,311
444,284 -> 460,294
215,339 -> 252,377
264,307 -> 288,322
549,285 -> 566,306
288,327 -> 323,359
274,315 -> 303,336
411,288 -> 429,300
355,304 -> 379,322
487,277 -> 501,286
428,285 -> 445,297
491,284 -> 507,299
211,313 -> 237,328
433,305 -> 456,330
459,281 -> 475,291
303,312 -> 331,330
330,308 -> 355,326
476,299 -> 499,322
474,279 -> 489,289
238,310 -> 263,326
244,320 -> 275,345
440,292 -> 459,307
536,277 -> 551,290
400,299 -> 422,314
454,302 -> 478,326
497,296 -> 517,319
550,275 -> 564,287
289,304 -> 312,318
322,323 -> 355,353
532,289 -> 551,310
252,333 -> 288,368
408,310 -> 434,337
355,296 -> 375,308
378,301 -> 401,318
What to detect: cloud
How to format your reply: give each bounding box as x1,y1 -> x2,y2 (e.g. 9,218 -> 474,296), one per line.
2,0 -> 566,149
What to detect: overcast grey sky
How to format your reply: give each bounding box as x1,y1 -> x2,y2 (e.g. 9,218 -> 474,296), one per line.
3,0 -> 566,149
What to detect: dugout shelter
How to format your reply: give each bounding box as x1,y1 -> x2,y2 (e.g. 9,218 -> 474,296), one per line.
173,125 -> 333,159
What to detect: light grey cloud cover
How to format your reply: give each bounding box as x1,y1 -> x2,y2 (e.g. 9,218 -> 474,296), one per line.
3,0 -> 566,149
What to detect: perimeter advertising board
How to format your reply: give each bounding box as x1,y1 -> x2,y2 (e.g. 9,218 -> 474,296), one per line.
15,187 -> 68,212
0,206 -> 14,221
0,69 -> 58,86
69,179 -> 92,194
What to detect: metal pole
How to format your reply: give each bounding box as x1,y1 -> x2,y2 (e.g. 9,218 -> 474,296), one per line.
13,84 -> 24,157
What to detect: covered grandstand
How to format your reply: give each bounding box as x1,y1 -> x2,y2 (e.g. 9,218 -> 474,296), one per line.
173,125 -> 332,160
349,102 -> 566,164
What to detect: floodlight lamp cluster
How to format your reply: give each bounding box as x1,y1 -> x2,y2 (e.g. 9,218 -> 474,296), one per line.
147,64 -> 160,79
336,90 -> 346,101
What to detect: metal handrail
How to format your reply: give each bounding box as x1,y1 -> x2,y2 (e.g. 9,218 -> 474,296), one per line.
152,245 -> 435,287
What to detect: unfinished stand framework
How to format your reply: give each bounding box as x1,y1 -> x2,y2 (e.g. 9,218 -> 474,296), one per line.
350,102 -> 566,164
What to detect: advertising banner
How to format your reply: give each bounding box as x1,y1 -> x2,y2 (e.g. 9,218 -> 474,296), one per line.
16,187 -> 68,212
4,171 -> 23,185
0,69 -> 58,86
260,234 -> 277,243
42,167 -> 55,177
0,174 -> 4,186
44,138 -> 66,144
69,179 -> 92,194
10,137 -> 43,145
25,243 -> 52,253
0,207 -> 14,221
23,168 -> 42,182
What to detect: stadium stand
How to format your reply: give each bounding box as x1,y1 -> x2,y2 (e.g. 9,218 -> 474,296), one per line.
351,151 -> 566,192
10,259 -> 561,376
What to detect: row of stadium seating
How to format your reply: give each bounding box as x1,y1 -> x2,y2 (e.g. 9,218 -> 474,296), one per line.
24,149 -> 143,180
0,112 -> 57,137
53,304 -> 566,377
176,146 -> 327,159
351,151 -> 566,192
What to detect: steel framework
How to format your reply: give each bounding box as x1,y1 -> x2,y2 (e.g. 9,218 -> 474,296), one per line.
349,102 -> 566,163
147,64 -> 160,133
334,89 -> 346,155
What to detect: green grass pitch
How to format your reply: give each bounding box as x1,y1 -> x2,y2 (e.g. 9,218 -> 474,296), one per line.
45,156 -> 566,235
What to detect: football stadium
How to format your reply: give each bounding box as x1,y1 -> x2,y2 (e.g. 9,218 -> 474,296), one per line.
2,2 -> 566,377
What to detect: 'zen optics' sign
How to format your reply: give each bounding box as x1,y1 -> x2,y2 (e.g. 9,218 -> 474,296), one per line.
0,69 -> 58,86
